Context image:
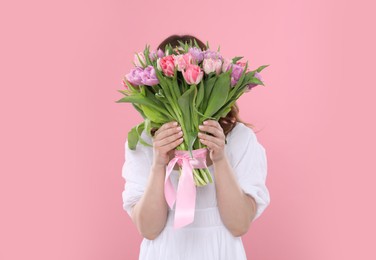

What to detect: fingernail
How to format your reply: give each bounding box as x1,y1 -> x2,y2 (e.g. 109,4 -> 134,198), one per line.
203,121 -> 208,125
199,125 -> 204,129
173,122 -> 178,126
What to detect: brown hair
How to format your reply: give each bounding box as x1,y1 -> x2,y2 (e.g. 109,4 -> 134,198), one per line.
154,34 -> 255,137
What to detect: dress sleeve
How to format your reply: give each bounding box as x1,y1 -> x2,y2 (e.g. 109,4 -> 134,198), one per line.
230,124 -> 271,221
121,132 -> 152,218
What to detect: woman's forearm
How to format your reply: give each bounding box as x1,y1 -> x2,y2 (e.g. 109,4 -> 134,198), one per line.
132,163 -> 168,240
213,154 -> 257,237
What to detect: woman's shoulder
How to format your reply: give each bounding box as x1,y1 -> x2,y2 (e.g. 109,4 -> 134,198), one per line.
125,128 -> 153,156
226,121 -> 257,146
225,122 -> 266,168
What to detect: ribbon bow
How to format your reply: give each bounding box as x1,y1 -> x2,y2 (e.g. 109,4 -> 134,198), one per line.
164,147 -> 208,229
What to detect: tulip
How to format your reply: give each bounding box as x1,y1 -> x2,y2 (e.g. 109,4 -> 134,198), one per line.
125,67 -> 144,86
203,58 -> 222,75
174,53 -> 193,71
189,47 -> 204,63
245,72 -> 263,92
133,52 -> 146,68
157,55 -> 176,77
141,66 -> 159,86
230,64 -> 244,87
182,64 -> 204,85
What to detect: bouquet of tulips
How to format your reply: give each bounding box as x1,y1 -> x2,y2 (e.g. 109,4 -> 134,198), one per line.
116,39 -> 268,187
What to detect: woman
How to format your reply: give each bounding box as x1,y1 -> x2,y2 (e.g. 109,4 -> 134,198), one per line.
121,34 -> 271,259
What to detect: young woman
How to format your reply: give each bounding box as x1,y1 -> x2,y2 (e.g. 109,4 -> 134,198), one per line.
121,35 -> 271,259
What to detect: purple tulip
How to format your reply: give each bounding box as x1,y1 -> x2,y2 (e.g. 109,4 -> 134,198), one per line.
188,47 -> 204,63
125,67 -> 144,86
141,65 -> 159,86
230,64 -> 244,87
157,48 -> 165,58
149,50 -> 157,61
203,50 -> 223,61
245,72 -> 263,91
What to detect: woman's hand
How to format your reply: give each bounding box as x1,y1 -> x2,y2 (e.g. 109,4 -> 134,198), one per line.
198,120 -> 226,163
152,121 -> 184,167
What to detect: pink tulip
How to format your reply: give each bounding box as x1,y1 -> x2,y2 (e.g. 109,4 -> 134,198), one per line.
222,58 -> 232,73
133,52 -> 146,68
157,55 -> 176,77
173,53 -> 194,71
182,64 -> 204,85
236,60 -> 251,72
203,58 -> 222,75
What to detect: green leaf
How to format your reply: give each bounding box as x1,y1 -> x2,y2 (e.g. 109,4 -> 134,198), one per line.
155,69 -> 175,101
143,45 -> 152,65
232,56 -> 243,63
214,105 -> 233,120
140,85 -> 146,96
196,80 -> 204,110
117,89 -> 131,96
203,71 -> 230,118
192,104 -> 216,123
178,84 -> 195,129
248,77 -> 264,86
127,126 -> 139,150
141,104 -> 168,123
177,40 -> 186,49
115,94 -> 170,117
178,84 -> 196,154
256,64 -> 270,73
193,38 -> 200,50
191,84 -> 199,129
201,76 -> 217,112
144,118 -> 161,137
155,88 -> 165,98
144,85 -> 165,106
155,88 -> 169,103
136,122 -> 153,147
144,118 -> 152,137
132,103 -> 147,119
186,131 -> 197,157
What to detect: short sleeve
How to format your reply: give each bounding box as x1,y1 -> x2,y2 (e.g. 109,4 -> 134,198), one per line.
121,131 -> 153,218
229,123 -> 271,221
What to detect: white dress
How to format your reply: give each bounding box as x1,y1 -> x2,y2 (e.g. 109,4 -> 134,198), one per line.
121,122 -> 271,260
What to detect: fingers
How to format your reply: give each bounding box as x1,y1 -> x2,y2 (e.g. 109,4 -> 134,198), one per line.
154,121 -> 178,138
199,137 -> 221,151
198,120 -> 225,148
157,128 -> 183,147
164,136 -> 184,151
198,120 -> 225,138
153,121 -> 184,152
198,132 -> 225,148
155,123 -> 181,143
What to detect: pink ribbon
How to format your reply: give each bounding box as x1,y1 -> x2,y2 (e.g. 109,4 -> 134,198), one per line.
164,147 -> 208,229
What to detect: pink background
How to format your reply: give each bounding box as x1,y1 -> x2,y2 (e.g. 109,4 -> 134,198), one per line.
1,0 -> 375,259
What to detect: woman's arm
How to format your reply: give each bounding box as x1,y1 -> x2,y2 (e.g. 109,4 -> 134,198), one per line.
130,163 -> 168,240
213,155 -> 257,237
197,120 -> 257,237
130,121 -> 183,240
